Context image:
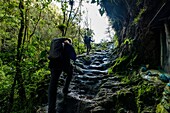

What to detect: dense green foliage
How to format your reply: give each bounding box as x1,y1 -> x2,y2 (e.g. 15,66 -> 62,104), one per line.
0,0 -> 90,112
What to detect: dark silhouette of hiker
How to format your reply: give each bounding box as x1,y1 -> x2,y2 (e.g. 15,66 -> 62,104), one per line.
84,35 -> 94,55
48,38 -> 76,113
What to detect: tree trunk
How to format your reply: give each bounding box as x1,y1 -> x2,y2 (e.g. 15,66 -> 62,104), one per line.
61,0 -> 66,36
17,0 -> 26,102
64,0 -> 74,36
8,1 -> 26,112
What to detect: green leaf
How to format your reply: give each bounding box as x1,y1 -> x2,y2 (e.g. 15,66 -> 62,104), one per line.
40,50 -> 47,58
0,70 -> 5,77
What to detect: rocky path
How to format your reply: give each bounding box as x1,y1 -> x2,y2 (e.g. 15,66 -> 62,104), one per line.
55,50 -> 112,113
41,49 -> 113,113
40,48 -> 170,113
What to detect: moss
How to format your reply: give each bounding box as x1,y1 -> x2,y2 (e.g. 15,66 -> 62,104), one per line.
108,51 -> 138,75
156,103 -> 169,113
136,100 -> 143,113
113,34 -> 119,47
121,76 -> 131,84
133,8 -> 147,25
114,88 -> 138,112
123,38 -> 133,45
135,81 -> 162,113
108,68 -> 113,75
108,55 -> 129,74
120,71 -> 141,86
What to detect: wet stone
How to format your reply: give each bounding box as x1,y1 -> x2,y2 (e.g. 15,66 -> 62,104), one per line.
91,106 -> 106,113
44,48 -> 116,113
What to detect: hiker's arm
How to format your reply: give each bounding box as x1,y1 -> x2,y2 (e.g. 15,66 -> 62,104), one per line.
90,38 -> 95,42
63,42 -> 77,61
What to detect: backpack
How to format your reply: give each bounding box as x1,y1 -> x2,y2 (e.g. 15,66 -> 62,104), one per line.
64,43 -> 76,61
48,38 -> 63,59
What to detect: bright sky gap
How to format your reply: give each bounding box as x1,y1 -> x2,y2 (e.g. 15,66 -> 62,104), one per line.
52,0 -> 114,43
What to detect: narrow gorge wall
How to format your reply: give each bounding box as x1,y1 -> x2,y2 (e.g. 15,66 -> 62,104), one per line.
100,0 -> 170,72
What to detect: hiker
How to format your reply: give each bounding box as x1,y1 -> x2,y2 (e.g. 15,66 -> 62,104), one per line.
84,35 -> 94,55
48,38 -> 76,113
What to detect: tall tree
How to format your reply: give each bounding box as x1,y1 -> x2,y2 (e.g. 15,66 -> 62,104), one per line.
8,0 -> 26,112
